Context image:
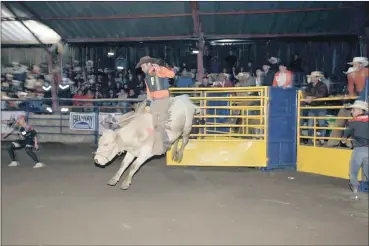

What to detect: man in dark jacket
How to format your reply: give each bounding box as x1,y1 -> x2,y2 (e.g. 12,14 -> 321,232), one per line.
304,71 -> 329,144
262,62 -> 275,86
341,100 -> 368,198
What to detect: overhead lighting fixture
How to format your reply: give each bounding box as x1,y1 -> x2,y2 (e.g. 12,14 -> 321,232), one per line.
108,51 -> 114,56
192,50 -> 199,54
117,66 -> 124,70
215,39 -> 241,43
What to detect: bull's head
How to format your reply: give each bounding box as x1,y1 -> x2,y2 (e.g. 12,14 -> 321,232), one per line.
94,130 -> 123,166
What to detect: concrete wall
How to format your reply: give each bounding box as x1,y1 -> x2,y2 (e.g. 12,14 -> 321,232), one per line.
29,114 -> 96,144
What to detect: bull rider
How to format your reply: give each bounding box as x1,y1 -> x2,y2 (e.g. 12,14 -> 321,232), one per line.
135,56 -> 175,155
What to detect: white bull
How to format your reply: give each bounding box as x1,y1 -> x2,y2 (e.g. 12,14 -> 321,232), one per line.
94,95 -> 198,190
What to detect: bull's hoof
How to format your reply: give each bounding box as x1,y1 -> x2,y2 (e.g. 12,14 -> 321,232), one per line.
176,151 -> 184,163
107,178 -> 119,186
120,182 -> 131,190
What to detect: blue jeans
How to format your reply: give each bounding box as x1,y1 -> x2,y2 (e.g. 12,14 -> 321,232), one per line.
307,109 -> 327,138
349,147 -> 369,189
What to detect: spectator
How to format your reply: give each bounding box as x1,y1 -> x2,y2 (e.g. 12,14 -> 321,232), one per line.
210,56 -> 221,73
246,61 -> 254,76
289,53 -> 304,88
327,57 -> 369,147
224,50 -> 237,72
262,62 -> 275,87
347,57 -> 369,97
235,72 -> 255,87
137,89 -> 147,100
303,71 -> 329,145
117,89 -> 129,113
198,77 -> 211,87
214,73 -> 233,88
272,63 -> 293,89
255,69 -> 264,87
72,89 -> 85,108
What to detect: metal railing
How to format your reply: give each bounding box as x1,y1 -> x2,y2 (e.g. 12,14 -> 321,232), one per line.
297,92 -> 359,148
1,97 -> 144,144
169,86 -> 268,142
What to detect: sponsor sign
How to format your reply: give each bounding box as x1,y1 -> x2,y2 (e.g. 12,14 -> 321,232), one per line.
69,112 -> 96,130
1,111 -> 26,140
98,113 -> 122,135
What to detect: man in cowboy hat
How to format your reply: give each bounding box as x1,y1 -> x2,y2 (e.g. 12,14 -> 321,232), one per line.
327,57 -> 368,147
347,57 -> 368,97
135,56 -> 175,155
341,100 -> 368,198
303,71 -> 329,145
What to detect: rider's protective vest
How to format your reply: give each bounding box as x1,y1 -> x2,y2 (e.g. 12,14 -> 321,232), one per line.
145,74 -> 169,92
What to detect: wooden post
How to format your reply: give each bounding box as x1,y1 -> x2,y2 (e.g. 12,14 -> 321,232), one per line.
191,1 -> 204,81
48,53 -> 58,110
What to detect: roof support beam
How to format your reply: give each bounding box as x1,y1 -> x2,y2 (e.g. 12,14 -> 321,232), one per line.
191,1 -> 204,81
21,6 -> 350,21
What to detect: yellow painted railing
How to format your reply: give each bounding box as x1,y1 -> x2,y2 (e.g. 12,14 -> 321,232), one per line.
170,87 -> 268,142
297,91 -> 358,148
296,92 -> 365,180
167,87 -> 269,167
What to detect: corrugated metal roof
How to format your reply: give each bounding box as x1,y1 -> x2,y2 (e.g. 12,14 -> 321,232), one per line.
3,2 -> 366,43
1,4 -> 61,45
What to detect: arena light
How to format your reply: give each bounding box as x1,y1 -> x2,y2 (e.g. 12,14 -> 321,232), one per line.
108,51 -> 114,56
46,107 -> 53,113
117,66 -> 124,70
192,50 -> 199,54
61,107 -> 69,112
42,85 -> 51,91
58,84 -> 69,90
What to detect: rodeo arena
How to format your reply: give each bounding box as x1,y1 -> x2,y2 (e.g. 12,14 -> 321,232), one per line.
1,1 -> 369,245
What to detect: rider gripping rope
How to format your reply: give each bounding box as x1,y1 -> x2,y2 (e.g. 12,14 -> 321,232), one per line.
4,115 -> 45,168
136,56 -> 175,155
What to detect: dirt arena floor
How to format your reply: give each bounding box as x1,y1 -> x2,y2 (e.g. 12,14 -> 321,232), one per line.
1,143 -> 368,245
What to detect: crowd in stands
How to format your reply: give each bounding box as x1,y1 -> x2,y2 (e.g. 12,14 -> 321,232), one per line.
1,51 -> 367,111
1,50 -> 368,148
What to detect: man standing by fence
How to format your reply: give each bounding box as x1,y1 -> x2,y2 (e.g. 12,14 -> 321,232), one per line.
135,56 -> 175,155
327,57 -> 368,147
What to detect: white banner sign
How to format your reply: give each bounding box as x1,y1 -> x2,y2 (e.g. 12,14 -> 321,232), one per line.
98,112 -> 123,135
69,112 -> 96,131
1,111 -> 26,139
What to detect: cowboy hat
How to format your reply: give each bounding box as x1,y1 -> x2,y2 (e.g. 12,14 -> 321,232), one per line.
235,72 -> 248,80
346,100 -> 368,112
268,57 -> 280,64
347,57 -> 368,67
135,56 -> 157,69
307,71 -> 325,78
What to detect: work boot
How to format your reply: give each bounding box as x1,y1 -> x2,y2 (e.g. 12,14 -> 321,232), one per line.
8,161 -> 19,167
33,162 -> 45,168
350,184 -> 359,200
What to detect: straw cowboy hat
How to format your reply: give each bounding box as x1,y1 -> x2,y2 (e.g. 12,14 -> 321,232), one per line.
346,100 -> 368,112
268,57 -> 280,64
135,56 -> 158,69
218,73 -> 230,80
307,71 -> 325,79
347,57 -> 368,67
235,72 -> 248,80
